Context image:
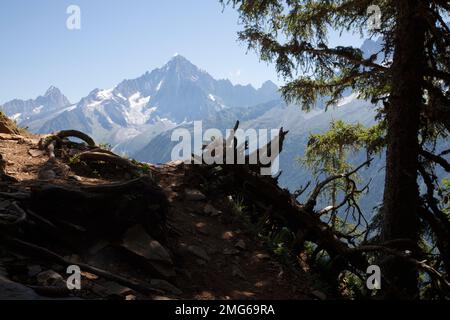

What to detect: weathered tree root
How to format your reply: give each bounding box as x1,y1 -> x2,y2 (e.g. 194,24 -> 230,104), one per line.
28,176 -> 168,242
77,151 -> 141,172
0,201 -> 27,227
39,130 -> 96,159
42,130 -> 96,148
38,131 -> 144,176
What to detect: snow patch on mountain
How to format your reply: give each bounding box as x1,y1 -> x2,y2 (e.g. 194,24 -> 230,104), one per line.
11,113 -> 22,121
32,106 -> 44,114
125,92 -> 153,125
97,88 -> 114,100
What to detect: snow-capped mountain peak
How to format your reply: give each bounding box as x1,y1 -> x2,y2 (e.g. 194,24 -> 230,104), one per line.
166,54 -> 195,67
44,85 -> 62,97
0,86 -> 71,124
3,56 -> 281,148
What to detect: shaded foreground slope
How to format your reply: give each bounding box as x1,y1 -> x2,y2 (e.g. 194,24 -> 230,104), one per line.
0,128 -> 324,300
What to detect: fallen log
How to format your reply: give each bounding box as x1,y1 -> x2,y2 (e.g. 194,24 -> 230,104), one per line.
188,164 -> 369,274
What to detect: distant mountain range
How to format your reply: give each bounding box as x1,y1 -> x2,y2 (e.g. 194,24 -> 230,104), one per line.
1,54 -> 280,145
2,86 -> 71,125
1,39 -> 387,215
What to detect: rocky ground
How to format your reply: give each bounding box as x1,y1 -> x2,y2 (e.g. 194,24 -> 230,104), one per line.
0,126 -> 326,300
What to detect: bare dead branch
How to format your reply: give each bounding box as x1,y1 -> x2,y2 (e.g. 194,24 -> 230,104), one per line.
294,181 -> 311,199
420,149 -> 450,172
345,244 -> 450,294
305,159 -> 372,210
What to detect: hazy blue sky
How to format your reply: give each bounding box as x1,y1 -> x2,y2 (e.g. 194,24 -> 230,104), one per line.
0,0 -> 364,103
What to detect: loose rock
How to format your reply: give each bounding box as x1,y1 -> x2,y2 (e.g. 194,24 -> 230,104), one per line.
36,270 -> 65,287
255,253 -> 270,260
235,240 -> 246,250
122,225 -> 173,265
28,149 -> 45,157
187,245 -> 210,262
68,175 -> 82,182
311,290 -> 327,300
38,169 -> 56,180
232,266 -> 246,279
203,204 -> 221,216
185,189 -> 206,201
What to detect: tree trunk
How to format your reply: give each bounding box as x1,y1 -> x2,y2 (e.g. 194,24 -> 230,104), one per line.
382,0 -> 426,298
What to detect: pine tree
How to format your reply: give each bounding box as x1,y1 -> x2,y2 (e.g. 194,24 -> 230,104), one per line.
222,0 -> 450,297
301,120 -> 383,227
